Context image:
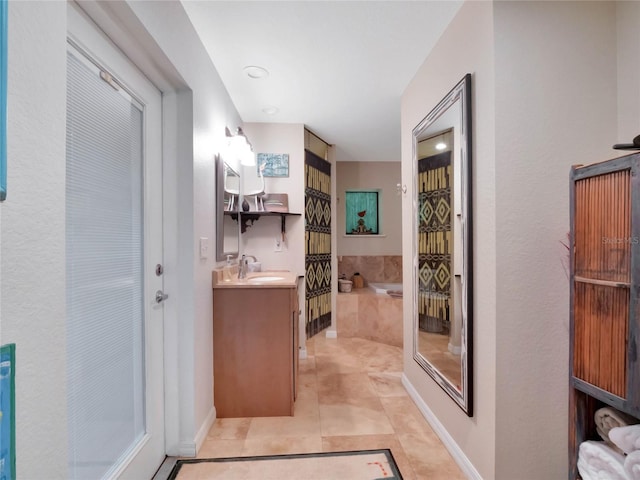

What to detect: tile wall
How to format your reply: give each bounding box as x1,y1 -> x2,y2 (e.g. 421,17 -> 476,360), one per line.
337,291 -> 403,348
338,256 -> 402,285
336,255 -> 403,348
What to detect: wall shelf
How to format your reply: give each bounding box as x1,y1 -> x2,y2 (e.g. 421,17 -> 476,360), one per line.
225,211 -> 301,234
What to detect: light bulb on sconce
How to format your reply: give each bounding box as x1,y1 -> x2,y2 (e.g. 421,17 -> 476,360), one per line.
225,126 -> 256,166
240,142 -> 255,166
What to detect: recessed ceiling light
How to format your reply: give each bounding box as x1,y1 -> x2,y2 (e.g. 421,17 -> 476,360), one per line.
243,66 -> 269,79
262,106 -> 279,115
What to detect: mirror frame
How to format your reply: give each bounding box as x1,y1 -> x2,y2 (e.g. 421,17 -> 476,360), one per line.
412,74 -> 473,416
215,154 -> 240,261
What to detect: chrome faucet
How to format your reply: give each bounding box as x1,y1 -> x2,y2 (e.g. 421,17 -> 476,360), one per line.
237,255 -> 258,279
238,255 -> 248,279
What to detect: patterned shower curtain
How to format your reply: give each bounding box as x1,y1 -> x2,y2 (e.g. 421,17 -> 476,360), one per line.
305,149 -> 332,338
418,151 -> 452,334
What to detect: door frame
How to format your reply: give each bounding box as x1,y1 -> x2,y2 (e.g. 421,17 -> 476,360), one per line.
67,0 -> 187,462
67,4 -> 166,478
70,0 -> 195,458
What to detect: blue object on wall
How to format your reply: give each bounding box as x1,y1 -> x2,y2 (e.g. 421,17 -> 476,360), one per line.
0,0 -> 7,201
0,344 -> 15,480
257,153 -> 289,177
345,191 -> 379,235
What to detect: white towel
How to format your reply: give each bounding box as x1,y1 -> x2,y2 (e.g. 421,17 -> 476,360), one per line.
577,441 -> 628,480
595,407 -> 638,452
625,450 -> 640,480
610,424 -> 640,455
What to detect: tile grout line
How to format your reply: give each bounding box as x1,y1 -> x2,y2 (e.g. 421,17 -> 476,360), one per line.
194,337 -> 464,479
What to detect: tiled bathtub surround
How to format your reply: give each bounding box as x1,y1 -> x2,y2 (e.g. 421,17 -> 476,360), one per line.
338,256 -> 402,285
337,289 -> 402,348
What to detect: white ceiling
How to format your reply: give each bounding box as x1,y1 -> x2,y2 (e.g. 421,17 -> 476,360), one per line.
181,1 -> 462,162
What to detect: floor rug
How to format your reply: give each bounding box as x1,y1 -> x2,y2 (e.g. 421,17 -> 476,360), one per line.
168,449 -> 403,480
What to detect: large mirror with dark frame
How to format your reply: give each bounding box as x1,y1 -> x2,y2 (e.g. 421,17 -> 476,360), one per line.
412,74 -> 473,416
215,154 -> 240,261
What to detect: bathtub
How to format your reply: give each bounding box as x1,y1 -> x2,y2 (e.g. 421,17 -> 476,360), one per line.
368,282 -> 403,295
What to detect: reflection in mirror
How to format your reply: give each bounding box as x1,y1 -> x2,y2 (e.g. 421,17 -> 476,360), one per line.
216,154 -> 240,261
224,162 -> 240,212
413,74 -> 472,416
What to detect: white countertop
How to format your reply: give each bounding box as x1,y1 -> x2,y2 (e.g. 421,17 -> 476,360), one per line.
212,269 -> 298,289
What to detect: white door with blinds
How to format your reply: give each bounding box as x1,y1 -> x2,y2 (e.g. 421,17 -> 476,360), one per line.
66,6 -> 165,479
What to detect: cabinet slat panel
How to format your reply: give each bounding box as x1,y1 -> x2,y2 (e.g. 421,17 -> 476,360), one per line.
574,171 -> 631,283
573,282 -> 628,397
570,155 -> 640,480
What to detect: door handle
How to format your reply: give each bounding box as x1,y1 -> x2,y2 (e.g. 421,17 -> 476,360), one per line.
155,290 -> 169,304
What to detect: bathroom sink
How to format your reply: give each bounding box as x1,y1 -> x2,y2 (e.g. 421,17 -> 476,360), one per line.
213,269 -> 295,288
247,275 -> 286,282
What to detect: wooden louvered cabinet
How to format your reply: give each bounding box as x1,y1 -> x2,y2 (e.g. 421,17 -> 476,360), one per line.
569,153 -> 640,479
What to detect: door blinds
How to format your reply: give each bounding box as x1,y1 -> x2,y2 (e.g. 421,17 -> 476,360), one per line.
66,49 -> 145,480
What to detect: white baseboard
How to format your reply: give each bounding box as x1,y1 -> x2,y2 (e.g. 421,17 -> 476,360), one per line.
448,343 -> 462,355
187,406 -> 216,457
401,374 -> 482,480
176,442 -> 196,457
325,330 -> 337,339
299,347 -> 308,359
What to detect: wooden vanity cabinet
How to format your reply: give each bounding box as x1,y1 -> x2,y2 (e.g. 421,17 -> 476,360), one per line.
213,284 -> 299,418
569,154 -> 640,479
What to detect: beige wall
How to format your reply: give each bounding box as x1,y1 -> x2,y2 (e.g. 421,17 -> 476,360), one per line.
336,162 -> 402,256
127,0 -> 244,454
240,123 -> 306,276
403,1 -> 625,479
617,1 -> 640,143
240,123 -> 308,346
401,2 -> 496,477
3,2 -> 69,477
493,2 -> 618,478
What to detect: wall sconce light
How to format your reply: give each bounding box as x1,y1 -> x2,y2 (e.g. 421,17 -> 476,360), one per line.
225,126 -> 256,166
435,133 -> 447,151
396,183 -> 407,195
613,134 -> 640,150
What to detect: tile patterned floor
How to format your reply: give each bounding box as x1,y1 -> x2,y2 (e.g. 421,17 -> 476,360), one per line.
195,336 -> 465,479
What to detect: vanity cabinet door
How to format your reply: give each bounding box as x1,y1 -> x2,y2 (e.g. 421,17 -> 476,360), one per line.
213,286 -> 296,418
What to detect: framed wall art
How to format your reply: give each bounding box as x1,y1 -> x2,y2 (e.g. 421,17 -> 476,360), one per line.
257,153 -> 289,177
0,343 -> 15,480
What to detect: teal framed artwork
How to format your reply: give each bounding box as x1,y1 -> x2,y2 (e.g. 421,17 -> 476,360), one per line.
345,191 -> 379,235
0,343 -> 15,480
0,0 -> 7,201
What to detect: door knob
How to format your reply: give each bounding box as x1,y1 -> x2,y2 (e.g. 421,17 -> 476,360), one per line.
155,290 -> 169,304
